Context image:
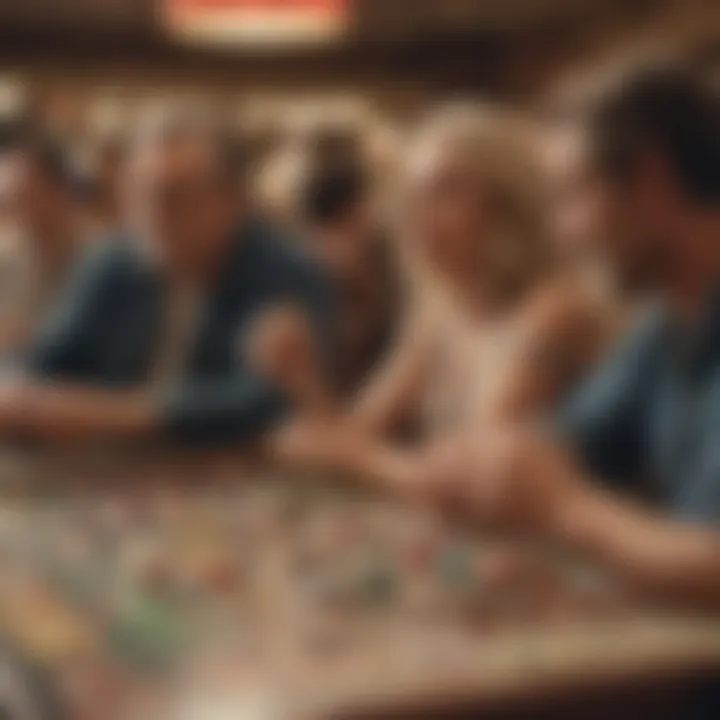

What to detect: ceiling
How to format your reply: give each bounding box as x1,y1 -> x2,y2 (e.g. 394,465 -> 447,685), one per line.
0,1 -> 610,36
0,0 -> 715,97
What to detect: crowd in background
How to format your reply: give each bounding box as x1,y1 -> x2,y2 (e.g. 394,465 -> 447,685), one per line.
0,54 -> 719,622
0,83 -> 622,407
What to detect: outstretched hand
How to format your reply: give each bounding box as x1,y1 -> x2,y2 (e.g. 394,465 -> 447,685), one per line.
416,426 -> 590,536
247,304 -> 334,416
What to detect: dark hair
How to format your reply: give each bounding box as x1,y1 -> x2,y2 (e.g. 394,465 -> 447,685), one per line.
308,126 -> 362,167
588,63 -> 720,203
301,160 -> 368,225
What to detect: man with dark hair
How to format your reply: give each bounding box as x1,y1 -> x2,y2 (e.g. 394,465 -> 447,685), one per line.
0,129 -> 88,351
300,158 -> 400,396
0,108 -> 335,446
411,63 -> 720,613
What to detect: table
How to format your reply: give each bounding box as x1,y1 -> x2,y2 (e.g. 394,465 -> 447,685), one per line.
0,449 -> 717,720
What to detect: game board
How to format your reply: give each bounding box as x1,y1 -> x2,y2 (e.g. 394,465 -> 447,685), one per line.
0,451 -> 717,720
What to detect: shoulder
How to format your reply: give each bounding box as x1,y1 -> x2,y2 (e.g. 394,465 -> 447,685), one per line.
604,304 -> 668,375
56,237 -> 159,327
65,237 -> 137,293
78,229 -> 149,274
563,304 -> 667,413
241,218 -> 330,291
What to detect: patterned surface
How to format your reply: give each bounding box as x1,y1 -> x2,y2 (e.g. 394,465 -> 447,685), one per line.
0,452 -> 717,719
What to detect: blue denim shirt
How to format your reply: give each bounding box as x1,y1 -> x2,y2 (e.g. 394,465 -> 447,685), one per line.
27,217 -> 336,445
559,299 -> 720,524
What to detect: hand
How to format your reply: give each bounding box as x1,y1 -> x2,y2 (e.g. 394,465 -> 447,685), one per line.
246,305 -> 332,414
417,426 -> 590,535
269,416 -> 360,469
247,306 -> 313,383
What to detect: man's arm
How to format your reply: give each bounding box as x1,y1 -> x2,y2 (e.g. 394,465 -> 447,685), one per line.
417,426 -> 720,613
0,383 -> 155,443
556,479 -> 720,610
0,240 -> 336,447
0,241 -> 154,443
0,371 -> 287,446
540,310 -> 720,609
159,251 -> 339,445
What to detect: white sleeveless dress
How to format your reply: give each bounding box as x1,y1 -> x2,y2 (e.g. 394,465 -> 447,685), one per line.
420,285 -> 531,437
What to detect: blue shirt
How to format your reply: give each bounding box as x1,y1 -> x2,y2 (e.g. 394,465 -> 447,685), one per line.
559,299 -> 720,525
27,217 -> 336,445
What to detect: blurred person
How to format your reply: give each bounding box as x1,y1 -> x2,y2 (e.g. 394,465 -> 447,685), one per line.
307,123 -> 363,168
83,132 -> 126,235
258,66 -> 720,618
250,104 -> 608,469
299,157 -> 401,396
0,107 -> 335,446
0,130 -> 89,353
367,64 -> 720,613
349,105 -> 607,436
252,136 -> 306,223
251,120 -> 364,225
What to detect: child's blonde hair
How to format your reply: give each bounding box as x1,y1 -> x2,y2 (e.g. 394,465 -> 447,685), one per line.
408,103 -> 555,304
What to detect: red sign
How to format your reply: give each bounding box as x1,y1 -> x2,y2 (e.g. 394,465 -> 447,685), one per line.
165,0 -> 350,45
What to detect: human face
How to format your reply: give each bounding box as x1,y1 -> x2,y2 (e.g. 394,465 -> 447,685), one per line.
404,138 -> 486,279
3,151 -> 67,251
588,150 -> 680,294
125,137 -> 235,274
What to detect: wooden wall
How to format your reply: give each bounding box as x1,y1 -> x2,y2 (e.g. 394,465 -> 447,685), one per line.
0,0 -> 717,115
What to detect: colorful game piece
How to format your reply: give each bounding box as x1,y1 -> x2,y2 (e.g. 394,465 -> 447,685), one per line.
107,596 -> 187,674
437,543 -> 480,594
0,457 -> 645,720
358,556 -> 397,606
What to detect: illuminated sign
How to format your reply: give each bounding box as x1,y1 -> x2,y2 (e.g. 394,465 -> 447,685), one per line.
164,0 -> 351,46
